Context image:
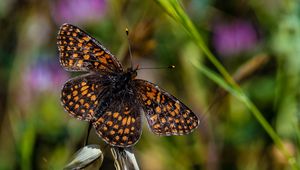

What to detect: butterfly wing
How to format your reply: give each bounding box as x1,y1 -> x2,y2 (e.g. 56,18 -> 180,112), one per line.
133,79 -> 199,136
57,23 -> 123,73
61,73 -> 111,121
92,93 -> 142,147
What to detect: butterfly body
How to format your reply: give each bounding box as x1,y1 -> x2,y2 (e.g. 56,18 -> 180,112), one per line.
58,23 -> 199,147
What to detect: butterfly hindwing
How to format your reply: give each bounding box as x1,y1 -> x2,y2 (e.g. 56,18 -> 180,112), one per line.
134,79 -> 199,136
92,94 -> 142,147
57,23 -> 123,73
61,73 -> 109,121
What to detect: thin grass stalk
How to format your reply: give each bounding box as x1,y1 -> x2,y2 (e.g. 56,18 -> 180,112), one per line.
155,0 -> 298,169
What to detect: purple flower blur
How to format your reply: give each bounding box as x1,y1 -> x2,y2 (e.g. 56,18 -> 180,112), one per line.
52,0 -> 107,24
23,57 -> 68,93
212,19 -> 259,57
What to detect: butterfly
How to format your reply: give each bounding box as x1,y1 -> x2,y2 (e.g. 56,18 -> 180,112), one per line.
57,23 -> 199,147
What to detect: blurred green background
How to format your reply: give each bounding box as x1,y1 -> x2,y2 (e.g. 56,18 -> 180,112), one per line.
0,0 -> 299,169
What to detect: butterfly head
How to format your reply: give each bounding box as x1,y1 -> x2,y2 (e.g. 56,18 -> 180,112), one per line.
126,65 -> 139,80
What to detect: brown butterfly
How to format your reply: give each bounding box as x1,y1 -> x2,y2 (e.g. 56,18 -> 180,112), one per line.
57,23 -> 199,147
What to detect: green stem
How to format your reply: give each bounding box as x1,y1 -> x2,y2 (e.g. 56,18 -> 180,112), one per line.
155,0 -> 298,169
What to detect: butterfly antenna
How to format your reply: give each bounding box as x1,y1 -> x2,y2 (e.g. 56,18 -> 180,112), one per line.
138,65 -> 176,70
126,28 -> 133,69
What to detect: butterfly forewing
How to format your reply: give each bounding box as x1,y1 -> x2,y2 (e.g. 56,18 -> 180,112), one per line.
61,73 -> 109,121
57,23 -> 123,73
134,79 -> 199,136
92,96 -> 142,147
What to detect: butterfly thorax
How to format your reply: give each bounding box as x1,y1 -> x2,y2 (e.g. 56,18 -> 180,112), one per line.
110,68 -> 137,93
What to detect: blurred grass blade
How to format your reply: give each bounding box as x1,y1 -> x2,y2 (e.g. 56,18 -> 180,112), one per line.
111,147 -> 140,170
155,0 -> 298,169
64,145 -> 103,170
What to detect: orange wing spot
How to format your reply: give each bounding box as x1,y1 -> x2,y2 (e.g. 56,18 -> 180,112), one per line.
164,127 -> 169,131
178,125 -> 182,129
124,128 -> 130,134
95,51 -> 104,56
68,59 -> 74,66
115,136 -> 120,141
187,120 -> 191,124
113,112 -> 119,118
83,49 -> 89,54
146,86 -> 151,91
103,126 -> 108,131
172,129 -> 178,133
183,113 -> 187,118
72,53 -> 78,58
161,118 -> 166,123
155,106 -> 161,113
113,124 -> 119,129
82,89 -> 88,95
156,92 -> 161,103
174,108 -> 179,114
153,124 -> 160,129
74,85 -> 79,89
72,32 -> 77,36
83,36 -> 90,41
72,90 -> 78,96
89,110 -> 94,114
131,118 -> 135,123
83,103 -> 90,108
124,110 -> 130,115
77,60 -> 83,66
126,117 -> 131,126
79,99 -> 84,104
131,127 -> 135,131
78,43 -> 82,47
110,130 -> 115,135
83,54 -> 90,60
74,104 -> 79,109
67,95 -> 71,99
122,117 -> 128,126
146,100 -> 151,105
161,95 -> 166,103
122,136 -> 128,141
68,101 -> 73,106
81,82 -> 87,86
146,92 -> 156,100
99,57 -> 107,64
104,54 -> 111,59
128,141 -> 133,144
118,129 -> 124,134
94,62 -> 99,66
175,102 -> 180,109
150,114 -> 158,122
175,119 -> 180,123
170,111 -> 175,117
81,86 -> 89,91
80,109 -> 85,113
69,37 -> 74,41
97,117 -> 104,123
118,116 -> 122,121
90,94 -> 96,101
106,121 -> 113,126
